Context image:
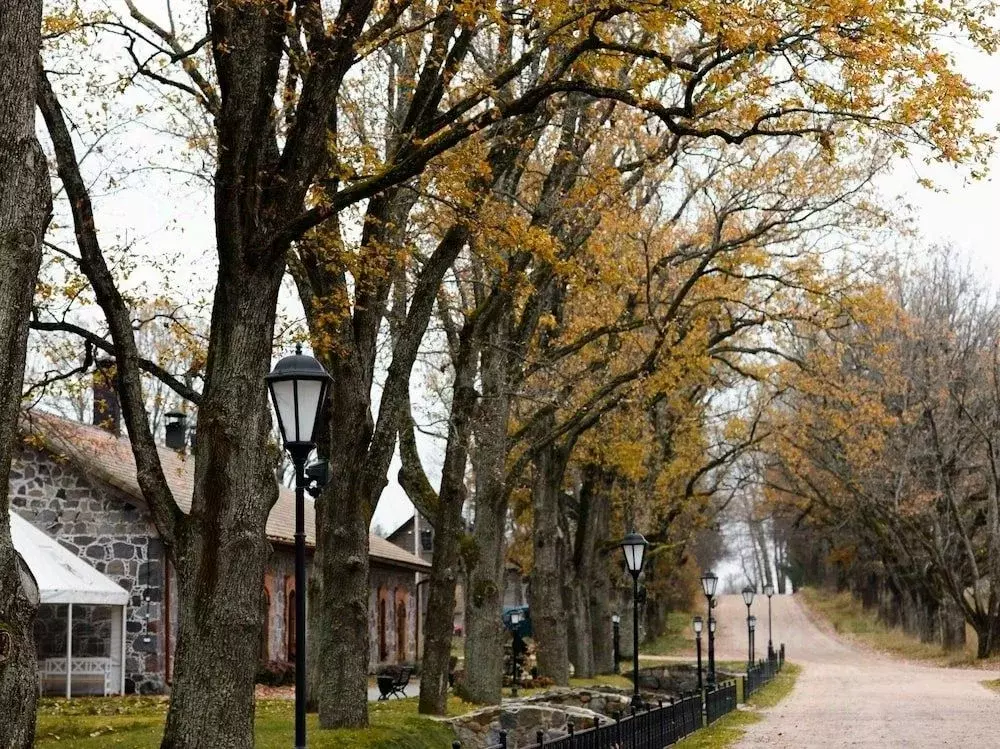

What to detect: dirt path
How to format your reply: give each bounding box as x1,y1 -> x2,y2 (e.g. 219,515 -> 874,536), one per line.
702,594 -> 1000,747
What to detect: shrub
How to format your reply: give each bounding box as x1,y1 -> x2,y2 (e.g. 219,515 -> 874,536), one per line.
256,660 -> 295,686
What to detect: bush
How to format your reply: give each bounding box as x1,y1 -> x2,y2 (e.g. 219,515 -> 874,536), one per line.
256,660 -> 295,687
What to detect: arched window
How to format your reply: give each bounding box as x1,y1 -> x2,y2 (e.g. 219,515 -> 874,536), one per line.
261,588 -> 271,662
286,576 -> 296,661
395,592 -> 407,662
377,587 -> 389,662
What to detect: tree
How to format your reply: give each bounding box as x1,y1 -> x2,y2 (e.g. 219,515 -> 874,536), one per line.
0,1 -> 52,746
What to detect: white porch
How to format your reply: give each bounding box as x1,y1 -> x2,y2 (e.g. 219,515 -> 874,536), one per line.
10,510 -> 129,696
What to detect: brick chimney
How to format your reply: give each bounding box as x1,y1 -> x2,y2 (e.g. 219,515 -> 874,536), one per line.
93,359 -> 121,435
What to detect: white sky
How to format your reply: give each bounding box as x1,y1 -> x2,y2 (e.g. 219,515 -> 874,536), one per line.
34,9 -> 1000,538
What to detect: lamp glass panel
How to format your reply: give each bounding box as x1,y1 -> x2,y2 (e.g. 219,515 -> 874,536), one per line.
294,379 -> 325,444
612,614 -> 620,624
709,618 -> 716,633
764,584 -> 774,597
701,572 -> 718,597
510,611 -> 522,625
623,541 -> 644,573
693,617 -> 703,634
742,587 -> 755,606
269,379 -> 300,444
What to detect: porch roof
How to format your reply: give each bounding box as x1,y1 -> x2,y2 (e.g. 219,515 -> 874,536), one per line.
9,510 -> 129,606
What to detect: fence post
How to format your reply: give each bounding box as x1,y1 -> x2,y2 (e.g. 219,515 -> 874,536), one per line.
567,720 -> 574,749
536,729 -> 545,746
499,730 -> 508,749
452,742 -> 461,749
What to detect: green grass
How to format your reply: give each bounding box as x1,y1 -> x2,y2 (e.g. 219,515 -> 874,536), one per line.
35,696 -> 462,748
644,611 -> 699,656
673,663 -> 801,749
35,676 -> 638,748
799,587 -> 982,667
982,678 -> 1000,694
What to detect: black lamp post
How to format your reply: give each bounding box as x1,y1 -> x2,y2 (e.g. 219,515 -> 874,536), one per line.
742,586 -> 755,668
620,530 -> 648,711
612,614 -> 621,674
749,615 -> 757,664
692,616 -> 704,692
266,345 -> 332,749
510,609 -> 523,697
764,583 -> 775,661
700,571 -> 718,686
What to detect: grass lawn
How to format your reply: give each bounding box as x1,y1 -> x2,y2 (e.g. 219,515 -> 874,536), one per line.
799,587 -> 988,667
35,696 -> 465,749
35,675 -> 637,748
673,663 -> 801,749
644,611 -> 699,656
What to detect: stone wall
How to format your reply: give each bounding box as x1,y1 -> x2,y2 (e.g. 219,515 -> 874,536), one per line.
10,446 -> 165,693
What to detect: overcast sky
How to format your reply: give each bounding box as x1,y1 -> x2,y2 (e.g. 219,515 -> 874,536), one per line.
35,10 -> 1000,538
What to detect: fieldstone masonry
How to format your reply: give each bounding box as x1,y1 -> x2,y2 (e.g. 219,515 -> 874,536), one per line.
10,446 -> 165,693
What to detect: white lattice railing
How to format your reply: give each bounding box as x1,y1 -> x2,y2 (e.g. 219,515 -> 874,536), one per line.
39,657 -> 114,696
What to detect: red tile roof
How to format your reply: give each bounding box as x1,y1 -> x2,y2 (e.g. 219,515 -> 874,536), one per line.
21,411 -> 430,571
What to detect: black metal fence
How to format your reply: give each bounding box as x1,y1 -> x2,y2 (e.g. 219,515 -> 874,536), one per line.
744,642 -> 786,700
455,688 -> 732,749
705,680 -> 737,725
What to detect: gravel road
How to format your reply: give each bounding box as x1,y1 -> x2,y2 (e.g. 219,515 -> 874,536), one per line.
703,594 -> 1000,747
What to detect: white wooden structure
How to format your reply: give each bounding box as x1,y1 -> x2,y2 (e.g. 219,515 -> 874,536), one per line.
9,510 -> 129,696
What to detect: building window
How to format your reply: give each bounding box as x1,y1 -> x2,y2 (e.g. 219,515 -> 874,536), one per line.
395,591 -> 407,662
377,587 -> 389,662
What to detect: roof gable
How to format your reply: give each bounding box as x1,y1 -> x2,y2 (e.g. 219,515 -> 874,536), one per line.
22,411 -> 430,571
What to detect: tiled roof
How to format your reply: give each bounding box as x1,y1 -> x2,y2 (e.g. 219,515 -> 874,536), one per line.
21,411 -> 430,571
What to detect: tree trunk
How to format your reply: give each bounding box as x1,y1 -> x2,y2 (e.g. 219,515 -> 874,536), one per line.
529,439 -> 571,684
460,316 -> 512,705
590,496 -> 614,674
567,466 -> 610,679
314,373 -> 379,729
161,267 -> 284,749
419,340 -> 479,714
940,599 -> 966,652
0,3 -> 50,744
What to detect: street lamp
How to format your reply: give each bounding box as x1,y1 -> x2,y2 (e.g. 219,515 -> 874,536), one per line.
749,615 -> 757,664
267,344 -> 331,749
692,616 -> 704,692
510,609 -> 523,697
700,570 -> 718,686
620,530 -> 648,711
764,583 -> 775,661
742,587 -> 755,667
612,614 -> 621,674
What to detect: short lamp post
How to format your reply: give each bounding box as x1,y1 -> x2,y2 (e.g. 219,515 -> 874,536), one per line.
266,345 -> 332,749
764,583 -> 775,661
612,614 -> 621,674
621,530 -> 648,711
692,616 -> 704,692
742,586 -> 756,668
701,571 -> 718,687
510,609 -> 523,697
749,615 -> 757,664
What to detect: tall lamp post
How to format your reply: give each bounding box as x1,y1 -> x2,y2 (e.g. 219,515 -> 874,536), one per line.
612,614 -> 621,674
692,616 -> 704,692
749,615 -> 757,663
509,609 -> 523,697
700,571 -> 718,686
764,583 -> 775,660
267,345 -> 332,749
620,530 -> 648,711
742,587 -> 756,668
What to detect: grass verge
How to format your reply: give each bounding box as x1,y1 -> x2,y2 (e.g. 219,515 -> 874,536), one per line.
673,663 -> 801,749
35,675 -> 637,748
982,678 -> 1000,694
799,587 -> 982,667
35,696 -> 465,748
644,611 -> 700,656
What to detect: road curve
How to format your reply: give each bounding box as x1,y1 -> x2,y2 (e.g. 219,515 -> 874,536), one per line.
705,594 -> 1000,748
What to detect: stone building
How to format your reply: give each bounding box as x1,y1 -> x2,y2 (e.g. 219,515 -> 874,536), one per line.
11,409 -> 429,694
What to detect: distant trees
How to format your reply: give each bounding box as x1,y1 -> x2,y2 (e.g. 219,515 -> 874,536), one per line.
761,251 -> 1000,657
